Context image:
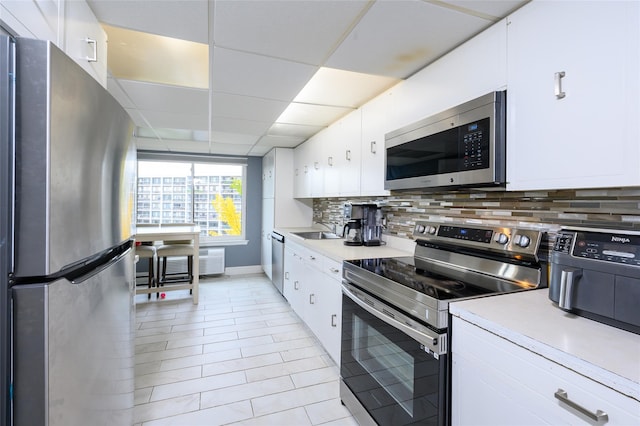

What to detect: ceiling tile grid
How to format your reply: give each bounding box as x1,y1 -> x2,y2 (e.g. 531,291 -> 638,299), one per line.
88,0 -> 529,156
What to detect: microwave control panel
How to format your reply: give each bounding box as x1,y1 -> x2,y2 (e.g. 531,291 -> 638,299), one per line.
461,118 -> 490,170
554,229 -> 640,266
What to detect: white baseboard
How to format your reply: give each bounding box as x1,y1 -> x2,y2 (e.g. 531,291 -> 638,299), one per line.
224,265 -> 264,276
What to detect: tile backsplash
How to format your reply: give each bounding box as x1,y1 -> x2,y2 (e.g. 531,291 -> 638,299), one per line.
313,187 -> 640,253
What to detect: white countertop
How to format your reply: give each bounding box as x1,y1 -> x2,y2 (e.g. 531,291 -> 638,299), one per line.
450,289 -> 640,401
275,227 -> 414,261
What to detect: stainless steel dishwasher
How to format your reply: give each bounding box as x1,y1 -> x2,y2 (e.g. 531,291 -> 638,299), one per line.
270,232 -> 285,295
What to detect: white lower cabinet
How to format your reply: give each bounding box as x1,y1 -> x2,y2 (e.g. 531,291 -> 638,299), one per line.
283,241 -> 342,365
451,317 -> 639,425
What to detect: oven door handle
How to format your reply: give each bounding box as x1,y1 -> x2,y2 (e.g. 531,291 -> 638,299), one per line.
342,283 -> 443,354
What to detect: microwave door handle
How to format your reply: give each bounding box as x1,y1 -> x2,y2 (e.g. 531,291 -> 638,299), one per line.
342,283 -> 440,351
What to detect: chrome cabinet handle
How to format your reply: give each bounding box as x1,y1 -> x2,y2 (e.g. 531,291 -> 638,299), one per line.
308,255 -> 316,261
294,281 -> 299,290
309,294 -> 315,304
327,156 -> 333,167
554,71 -> 566,99
554,389 -> 608,422
284,272 -> 289,280
304,165 -> 308,174
314,161 -> 319,170
559,268 -> 582,310
329,267 -> 340,274
370,141 -> 376,154
85,37 -> 97,62
331,314 -> 337,327
345,150 -> 351,161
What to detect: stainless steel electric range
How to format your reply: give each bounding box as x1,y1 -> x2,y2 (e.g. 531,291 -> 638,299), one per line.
340,221 -> 548,426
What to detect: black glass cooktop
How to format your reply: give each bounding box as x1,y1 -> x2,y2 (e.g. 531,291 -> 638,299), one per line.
345,257 -> 493,301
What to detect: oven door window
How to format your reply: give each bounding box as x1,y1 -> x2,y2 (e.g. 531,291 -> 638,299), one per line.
341,294 -> 447,425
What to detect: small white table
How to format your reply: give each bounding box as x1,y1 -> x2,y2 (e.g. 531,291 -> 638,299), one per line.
135,225 -> 201,304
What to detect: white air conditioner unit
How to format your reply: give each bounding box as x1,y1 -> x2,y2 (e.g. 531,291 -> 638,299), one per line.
165,248 -> 225,276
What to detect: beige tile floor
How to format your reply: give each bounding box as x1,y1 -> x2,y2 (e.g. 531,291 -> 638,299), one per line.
133,274 -> 358,426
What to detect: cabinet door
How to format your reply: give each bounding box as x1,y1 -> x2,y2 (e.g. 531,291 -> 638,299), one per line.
506,1 -> 640,190
361,91 -> 393,196
286,245 -> 307,314
262,150 -> 275,199
293,143 -> 309,198
64,0 -> 108,87
320,257 -> 343,365
283,246 -> 295,302
337,110 -> 361,197
451,317 -> 640,425
261,198 -> 274,279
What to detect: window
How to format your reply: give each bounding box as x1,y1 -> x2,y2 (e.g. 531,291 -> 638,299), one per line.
136,157 -> 246,245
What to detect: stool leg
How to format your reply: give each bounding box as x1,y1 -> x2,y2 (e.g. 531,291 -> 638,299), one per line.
188,255 -> 193,294
147,257 -> 154,299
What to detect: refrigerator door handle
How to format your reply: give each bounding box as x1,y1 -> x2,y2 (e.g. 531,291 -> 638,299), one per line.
10,240 -> 133,286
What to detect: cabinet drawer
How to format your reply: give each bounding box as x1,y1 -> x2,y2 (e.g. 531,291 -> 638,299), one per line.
323,258 -> 342,282
304,249 -> 324,272
452,318 -> 639,425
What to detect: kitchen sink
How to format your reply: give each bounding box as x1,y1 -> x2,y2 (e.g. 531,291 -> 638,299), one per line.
292,231 -> 342,240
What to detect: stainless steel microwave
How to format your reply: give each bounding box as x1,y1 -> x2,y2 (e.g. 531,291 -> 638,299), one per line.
384,91 -> 506,191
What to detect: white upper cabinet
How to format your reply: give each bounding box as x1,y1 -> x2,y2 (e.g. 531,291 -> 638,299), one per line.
361,88 -> 394,197
323,109 -> 361,197
262,149 -> 275,199
506,1 -> 640,191
0,0 -> 108,87
63,0 -> 108,87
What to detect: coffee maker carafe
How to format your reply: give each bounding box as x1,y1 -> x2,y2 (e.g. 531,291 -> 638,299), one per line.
342,220 -> 363,246
343,203 -> 364,246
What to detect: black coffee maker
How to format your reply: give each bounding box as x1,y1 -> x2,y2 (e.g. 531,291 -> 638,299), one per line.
343,203 -> 382,246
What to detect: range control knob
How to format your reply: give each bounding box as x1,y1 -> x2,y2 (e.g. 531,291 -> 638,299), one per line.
515,235 -> 531,248
415,224 -> 426,234
426,225 -> 437,235
494,232 -> 509,245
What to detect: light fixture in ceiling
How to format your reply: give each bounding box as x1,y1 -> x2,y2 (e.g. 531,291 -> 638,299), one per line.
135,127 -> 209,142
274,66 -> 400,130
104,24 -> 209,88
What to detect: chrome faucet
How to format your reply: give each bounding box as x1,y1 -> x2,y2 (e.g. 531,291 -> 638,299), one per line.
315,221 -> 337,234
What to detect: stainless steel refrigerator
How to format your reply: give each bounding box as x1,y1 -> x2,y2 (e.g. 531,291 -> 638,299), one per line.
0,36 -> 137,425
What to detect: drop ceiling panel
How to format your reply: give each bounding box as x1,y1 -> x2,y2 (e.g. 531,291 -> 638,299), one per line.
118,80 -> 208,113
165,140 -> 213,154
210,130 -> 259,146
87,0 -> 209,43
326,0 -> 493,78
107,77 -> 135,108
208,142 -> 255,156
255,135 -> 305,149
211,116 -> 271,137
268,123 -> 325,139
211,92 -> 289,123
295,67 -> 399,108
133,136 -> 170,152
441,0 -> 529,18
212,0 -> 370,64
247,145 -> 272,156
277,103 -> 353,127
140,109 -> 208,131
123,108 -> 149,127
211,47 -> 318,102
